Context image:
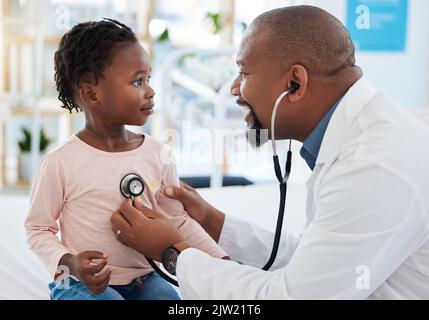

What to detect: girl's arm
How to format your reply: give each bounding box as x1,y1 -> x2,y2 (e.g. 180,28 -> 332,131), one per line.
24,153 -> 71,278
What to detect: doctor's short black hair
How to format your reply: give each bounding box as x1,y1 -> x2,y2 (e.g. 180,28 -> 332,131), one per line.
54,18 -> 137,113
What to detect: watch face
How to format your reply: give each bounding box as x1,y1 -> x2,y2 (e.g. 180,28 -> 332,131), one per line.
163,247 -> 179,275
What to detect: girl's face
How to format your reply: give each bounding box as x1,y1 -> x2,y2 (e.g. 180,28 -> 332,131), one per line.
95,41 -> 155,127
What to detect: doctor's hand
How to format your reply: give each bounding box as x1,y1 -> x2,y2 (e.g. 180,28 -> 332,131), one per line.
165,181 -> 225,243
111,199 -> 186,262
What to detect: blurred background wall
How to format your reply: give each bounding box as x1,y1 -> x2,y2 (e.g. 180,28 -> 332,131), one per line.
0,0 -> 427,193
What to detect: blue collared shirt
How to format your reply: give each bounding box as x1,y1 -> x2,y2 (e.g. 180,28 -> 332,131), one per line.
299,100 -> 341,170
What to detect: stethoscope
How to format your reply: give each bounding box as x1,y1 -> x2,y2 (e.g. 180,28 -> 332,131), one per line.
118,82 -> 299,285
120,173 -> 180,286
263,82 -> 299,270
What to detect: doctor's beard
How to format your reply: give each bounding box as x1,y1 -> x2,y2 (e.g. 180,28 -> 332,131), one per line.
246,108 -> 269,149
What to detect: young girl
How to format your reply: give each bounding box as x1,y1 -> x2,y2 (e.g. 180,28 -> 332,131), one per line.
25,19 -> 227,300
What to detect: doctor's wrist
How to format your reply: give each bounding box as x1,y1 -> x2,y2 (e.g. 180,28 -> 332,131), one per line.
172,241 -> 191,252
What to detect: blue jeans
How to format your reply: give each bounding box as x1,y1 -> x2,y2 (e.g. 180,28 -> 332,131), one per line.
49,272 -> 180,300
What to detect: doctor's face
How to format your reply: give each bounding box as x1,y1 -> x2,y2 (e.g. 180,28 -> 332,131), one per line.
231,32 -> 288,147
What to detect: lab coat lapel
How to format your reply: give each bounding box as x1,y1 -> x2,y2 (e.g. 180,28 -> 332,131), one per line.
316,77 -> 377,166
305,166 -> 320,226
305,77 -> 377,222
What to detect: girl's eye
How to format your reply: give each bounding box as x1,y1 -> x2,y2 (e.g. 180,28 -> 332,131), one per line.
133,79 -> 142,87
239,72 -> 248,78
133,75 -> 151,87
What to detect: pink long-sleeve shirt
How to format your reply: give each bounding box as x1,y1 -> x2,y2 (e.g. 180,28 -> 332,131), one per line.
25,134 -> 227,285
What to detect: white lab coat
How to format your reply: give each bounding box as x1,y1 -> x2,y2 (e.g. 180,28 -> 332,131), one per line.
176,77 -> 429,299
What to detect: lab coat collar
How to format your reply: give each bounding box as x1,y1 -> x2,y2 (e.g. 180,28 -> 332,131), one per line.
315,77 -> 377,166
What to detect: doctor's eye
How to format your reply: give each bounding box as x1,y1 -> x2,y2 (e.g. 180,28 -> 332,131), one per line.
239,71 -> 249,78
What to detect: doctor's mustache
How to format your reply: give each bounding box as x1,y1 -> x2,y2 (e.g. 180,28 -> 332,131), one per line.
235,99 -> 268,148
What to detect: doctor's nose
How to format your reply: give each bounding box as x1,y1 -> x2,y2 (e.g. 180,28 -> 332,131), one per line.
230,76 -> 241,97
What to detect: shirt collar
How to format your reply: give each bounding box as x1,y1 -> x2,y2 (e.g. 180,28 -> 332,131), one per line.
300,99 -> 342,170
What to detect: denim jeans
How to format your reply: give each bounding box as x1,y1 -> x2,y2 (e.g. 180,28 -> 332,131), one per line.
49,272 -> 180,300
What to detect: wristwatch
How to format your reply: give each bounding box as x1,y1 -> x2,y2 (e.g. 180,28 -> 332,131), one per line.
162,243 -> 187,276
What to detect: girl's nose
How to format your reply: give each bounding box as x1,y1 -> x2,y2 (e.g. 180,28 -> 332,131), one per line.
145,86 -> 155,99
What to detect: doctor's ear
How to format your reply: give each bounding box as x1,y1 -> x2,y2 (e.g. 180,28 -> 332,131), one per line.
286,65 -> 308,103
78,79 -> 100,108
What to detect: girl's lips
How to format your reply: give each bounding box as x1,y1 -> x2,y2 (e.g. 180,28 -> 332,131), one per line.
141,107 -> 154,116
141,103 -> 154,115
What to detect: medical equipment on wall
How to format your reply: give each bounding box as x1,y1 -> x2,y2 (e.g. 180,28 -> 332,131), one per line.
118,83 -> 298,285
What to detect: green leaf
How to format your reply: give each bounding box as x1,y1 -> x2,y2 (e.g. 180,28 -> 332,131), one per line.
178,53 -> 197,66
17,127 -> 51,153
240,21 -> 248,32
158,27 -> 169,42
206,12 -> 222,34
40,128 -> 51,152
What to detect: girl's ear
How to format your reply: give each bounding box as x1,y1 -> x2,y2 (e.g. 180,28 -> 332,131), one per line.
286,64 -> 308,103
77,73 -> 100,108
78,82 -> 99,108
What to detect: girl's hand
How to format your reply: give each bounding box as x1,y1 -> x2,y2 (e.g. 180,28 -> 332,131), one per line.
59,251 -> 111,294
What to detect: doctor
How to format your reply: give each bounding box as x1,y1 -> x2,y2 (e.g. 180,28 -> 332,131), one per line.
111,6 -> 429,299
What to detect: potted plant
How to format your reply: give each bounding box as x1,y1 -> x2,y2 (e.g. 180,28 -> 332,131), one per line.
17,127 -> 51,182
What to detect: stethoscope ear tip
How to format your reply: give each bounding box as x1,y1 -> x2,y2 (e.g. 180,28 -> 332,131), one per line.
290,82 -> 300,93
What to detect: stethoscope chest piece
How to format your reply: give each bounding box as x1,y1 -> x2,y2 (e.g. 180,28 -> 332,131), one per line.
120,173 -> 145,198
118,172 -> 178,287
